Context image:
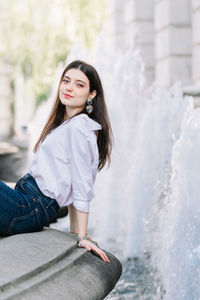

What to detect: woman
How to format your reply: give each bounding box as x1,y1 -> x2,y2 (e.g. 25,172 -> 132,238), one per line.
0,60 -> 113,263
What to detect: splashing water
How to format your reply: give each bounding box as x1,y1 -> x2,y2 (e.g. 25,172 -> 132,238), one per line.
90,47 -> 200,299
31,43 -> 200,299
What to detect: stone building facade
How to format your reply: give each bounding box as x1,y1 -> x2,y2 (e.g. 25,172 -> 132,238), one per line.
109,0 -> 200,96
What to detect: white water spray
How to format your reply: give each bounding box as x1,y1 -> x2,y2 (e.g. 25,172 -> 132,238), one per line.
31,42 -> 200,298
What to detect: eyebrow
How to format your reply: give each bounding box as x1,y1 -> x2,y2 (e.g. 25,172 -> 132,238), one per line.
63,75 -> 86,85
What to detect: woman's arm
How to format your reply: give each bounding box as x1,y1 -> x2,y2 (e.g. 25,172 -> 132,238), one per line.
74,207 -> 110,263
76,209 -> 88,237
68,124 -> 109,262
68,204 -> 78,233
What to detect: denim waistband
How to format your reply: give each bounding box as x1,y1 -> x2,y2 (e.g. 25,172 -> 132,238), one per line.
18,173 -> 48,197
15,173 -> 60,213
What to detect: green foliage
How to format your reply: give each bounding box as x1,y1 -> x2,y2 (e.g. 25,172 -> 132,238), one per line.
68,0 -> 108,48
0,0 -> 107,105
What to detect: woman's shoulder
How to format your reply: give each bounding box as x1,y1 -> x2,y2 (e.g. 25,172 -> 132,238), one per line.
69,114 -> 102,132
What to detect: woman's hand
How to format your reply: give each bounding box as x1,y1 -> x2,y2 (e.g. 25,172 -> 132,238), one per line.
73,208 -> 109,262
78,239 -> 110,263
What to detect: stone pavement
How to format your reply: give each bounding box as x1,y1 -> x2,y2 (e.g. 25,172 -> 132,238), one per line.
0,228 -> 122,300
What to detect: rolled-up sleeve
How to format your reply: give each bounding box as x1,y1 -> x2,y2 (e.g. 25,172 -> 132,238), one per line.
68,124 -> 95,213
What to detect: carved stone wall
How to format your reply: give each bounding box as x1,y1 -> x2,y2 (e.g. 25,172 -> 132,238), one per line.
109,0 -> 200,91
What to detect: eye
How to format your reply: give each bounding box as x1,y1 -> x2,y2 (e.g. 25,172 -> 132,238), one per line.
77,83 -> 84,88
62,79 -> 69,83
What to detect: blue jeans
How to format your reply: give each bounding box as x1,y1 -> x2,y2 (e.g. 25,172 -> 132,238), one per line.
0,173 -> 60,236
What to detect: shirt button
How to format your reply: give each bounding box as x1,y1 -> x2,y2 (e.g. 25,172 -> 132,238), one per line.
35,208 -> 38,212
32,198 -> 36,202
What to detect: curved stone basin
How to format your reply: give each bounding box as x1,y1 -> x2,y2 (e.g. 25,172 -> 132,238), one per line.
0,228 -> 122,300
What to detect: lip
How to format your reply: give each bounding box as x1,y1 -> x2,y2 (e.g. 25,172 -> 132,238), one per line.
64,94 -> 74,98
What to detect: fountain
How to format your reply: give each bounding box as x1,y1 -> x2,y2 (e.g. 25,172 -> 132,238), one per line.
90,41 -> 200,299
30,39 -> 200,299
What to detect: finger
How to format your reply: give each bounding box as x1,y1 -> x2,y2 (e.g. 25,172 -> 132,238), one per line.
88,244 -> 110,263
101,251 -> 110,263
95,249 -> 109,263
104,254 -> 110,263
101,252 -> 109,263
101,253 -> 107,262
101,251 -> 109,261
86,246 -> 92,251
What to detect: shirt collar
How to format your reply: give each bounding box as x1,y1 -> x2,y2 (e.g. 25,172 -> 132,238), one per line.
64,113 -> 102,131
86,116 -> 102,131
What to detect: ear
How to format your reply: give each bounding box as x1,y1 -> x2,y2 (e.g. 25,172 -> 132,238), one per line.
89,90 -> 97,100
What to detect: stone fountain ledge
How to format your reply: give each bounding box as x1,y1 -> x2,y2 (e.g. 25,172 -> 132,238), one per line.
0,228 -> 122,300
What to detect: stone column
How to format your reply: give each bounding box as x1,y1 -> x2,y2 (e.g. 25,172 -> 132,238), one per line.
109,0 -> 125,51
124,0 -> 155,84
192,0 -> 200,85
0,60 -> 13,137
109,0 -> 154,85
155,0 -> 192,87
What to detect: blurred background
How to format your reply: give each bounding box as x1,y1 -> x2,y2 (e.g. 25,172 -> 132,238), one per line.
1,1 -> 200,299
0,0 -> 108,181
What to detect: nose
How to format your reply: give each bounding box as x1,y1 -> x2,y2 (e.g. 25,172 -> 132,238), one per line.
66,82 -> 73,91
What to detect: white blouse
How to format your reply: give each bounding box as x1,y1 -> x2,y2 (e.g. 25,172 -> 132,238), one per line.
29,113 -> 102,212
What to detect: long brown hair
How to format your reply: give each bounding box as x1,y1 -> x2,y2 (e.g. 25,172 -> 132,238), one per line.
33,60 -> 113,171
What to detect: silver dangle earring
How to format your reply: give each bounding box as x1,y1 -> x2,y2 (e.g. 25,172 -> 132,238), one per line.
86,98 -> 93,114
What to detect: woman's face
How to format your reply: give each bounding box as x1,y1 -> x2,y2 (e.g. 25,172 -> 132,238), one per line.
59,68 -> 96,116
